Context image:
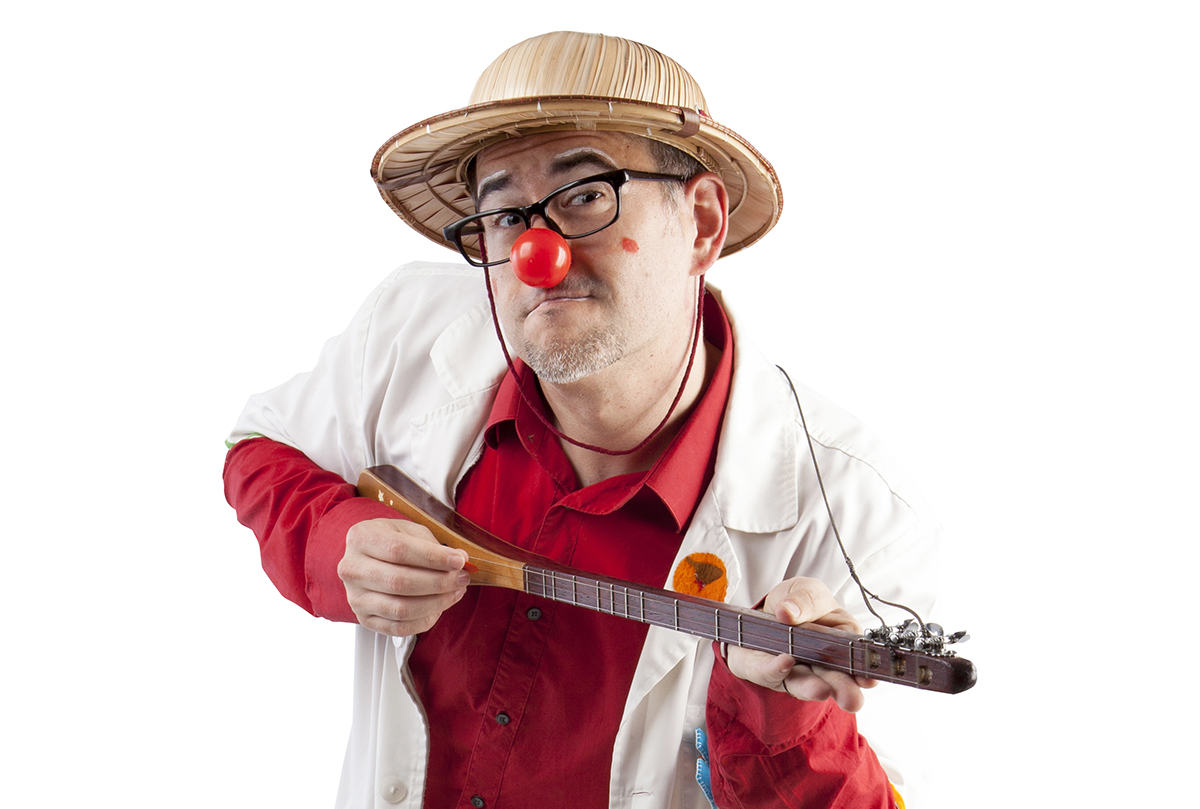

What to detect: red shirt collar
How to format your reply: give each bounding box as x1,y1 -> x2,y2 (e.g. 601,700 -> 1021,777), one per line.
483,291 -> 734,531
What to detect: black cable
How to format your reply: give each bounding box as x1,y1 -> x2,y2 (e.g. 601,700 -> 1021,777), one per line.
777,365 -> 928,632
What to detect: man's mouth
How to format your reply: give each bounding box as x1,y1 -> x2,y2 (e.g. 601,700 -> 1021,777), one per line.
525,283 -> 597,316
534,294 -> 588,309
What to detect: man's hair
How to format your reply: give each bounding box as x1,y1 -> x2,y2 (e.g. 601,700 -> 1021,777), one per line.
643,138 -> 706,184
466,135 -> 706,206
643,139 -> 705,209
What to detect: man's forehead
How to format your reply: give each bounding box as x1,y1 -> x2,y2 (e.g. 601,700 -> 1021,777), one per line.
476,131 -> 649,177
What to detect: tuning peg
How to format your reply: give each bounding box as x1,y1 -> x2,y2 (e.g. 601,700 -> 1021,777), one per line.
925,622 -> 944,637
946,630 -> 970,644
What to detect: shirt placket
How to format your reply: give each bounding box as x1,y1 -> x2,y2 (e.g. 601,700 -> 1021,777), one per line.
457,508 -> 582,808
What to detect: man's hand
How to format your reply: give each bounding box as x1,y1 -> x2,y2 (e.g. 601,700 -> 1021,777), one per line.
725,577 -> 876,713
337,518 -> 471,636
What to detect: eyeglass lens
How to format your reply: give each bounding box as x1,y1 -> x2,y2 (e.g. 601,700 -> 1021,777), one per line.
456,178 -> 620,263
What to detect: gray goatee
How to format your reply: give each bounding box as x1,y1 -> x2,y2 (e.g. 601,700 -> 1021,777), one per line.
524,327 -> 627,384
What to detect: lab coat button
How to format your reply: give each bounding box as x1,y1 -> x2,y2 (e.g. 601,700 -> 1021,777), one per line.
380,777 -> 407,803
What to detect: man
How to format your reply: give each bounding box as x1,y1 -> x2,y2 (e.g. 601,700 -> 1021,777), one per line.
225,31 -> 939,808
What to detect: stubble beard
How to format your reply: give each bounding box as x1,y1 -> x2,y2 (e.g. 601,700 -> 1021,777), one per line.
522,327 -> 627,385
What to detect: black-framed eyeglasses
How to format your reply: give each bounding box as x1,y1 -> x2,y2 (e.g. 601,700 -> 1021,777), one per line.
442,169 -> 688,268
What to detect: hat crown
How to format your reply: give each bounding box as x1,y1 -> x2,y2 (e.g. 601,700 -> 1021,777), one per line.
468,31 -> 709,112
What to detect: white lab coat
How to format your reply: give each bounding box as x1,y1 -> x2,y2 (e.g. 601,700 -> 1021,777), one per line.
230,262 -> 941,808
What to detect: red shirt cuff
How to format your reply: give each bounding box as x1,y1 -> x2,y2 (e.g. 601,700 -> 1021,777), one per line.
303,496 -> 401,622
223,437 -> 400,623
706,643 -> 894,808
707,641 -> 837,745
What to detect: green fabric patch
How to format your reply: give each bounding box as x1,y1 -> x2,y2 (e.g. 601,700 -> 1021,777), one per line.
225,432 -> 264,450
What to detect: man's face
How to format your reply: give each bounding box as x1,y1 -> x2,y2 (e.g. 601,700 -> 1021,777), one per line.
474,131 -> 703,385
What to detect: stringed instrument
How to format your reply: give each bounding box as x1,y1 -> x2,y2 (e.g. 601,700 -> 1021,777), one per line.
357,465 -> 976,695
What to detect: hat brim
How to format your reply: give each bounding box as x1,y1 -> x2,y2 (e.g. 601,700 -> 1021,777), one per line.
371,95 -> 782,260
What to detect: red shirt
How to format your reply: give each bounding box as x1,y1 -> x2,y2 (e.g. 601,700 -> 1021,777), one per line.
408,293 -> 733,809
223,293 -> 895,808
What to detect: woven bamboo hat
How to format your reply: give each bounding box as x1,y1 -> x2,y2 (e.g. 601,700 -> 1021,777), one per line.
371,31 -> 782,260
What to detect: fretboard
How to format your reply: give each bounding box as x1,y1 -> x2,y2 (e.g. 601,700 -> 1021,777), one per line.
523,564 -> 973,693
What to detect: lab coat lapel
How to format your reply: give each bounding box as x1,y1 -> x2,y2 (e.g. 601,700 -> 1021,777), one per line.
406,300 -> 505,504
705,286 -> 801,535
621,492 -> 739,716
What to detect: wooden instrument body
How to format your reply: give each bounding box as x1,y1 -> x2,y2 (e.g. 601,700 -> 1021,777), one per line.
356,465 -> 976,694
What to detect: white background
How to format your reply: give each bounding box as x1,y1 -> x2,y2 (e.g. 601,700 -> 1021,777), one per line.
4,2 -> 1197,806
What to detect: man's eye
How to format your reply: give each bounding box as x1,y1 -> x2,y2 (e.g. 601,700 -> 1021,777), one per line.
486,213 -> 524,229
563,187 -> 606,207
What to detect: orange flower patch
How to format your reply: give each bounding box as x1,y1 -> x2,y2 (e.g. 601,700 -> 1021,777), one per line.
672,552 -> 728,602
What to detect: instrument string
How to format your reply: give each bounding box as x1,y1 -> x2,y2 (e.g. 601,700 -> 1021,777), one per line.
447,554 -> 865,654
450,549 -> 935,685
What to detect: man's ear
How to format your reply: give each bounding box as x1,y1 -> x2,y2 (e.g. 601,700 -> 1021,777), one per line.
685,172 -> 729,276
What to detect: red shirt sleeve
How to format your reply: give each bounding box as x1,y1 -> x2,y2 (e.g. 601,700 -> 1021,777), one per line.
222,436 -> 400,622
705,646 -> 895,808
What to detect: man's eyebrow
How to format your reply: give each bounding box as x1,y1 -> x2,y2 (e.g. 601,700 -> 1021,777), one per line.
548,149 -> 619,177
476,149 -> 620,208
476,171 -> 511,207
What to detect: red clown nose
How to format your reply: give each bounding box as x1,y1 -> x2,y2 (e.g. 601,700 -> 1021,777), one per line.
509,229 -> 571,288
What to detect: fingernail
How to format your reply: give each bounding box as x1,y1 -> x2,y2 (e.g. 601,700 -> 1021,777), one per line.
456,571 -> 472,587
783,603 -> 802,622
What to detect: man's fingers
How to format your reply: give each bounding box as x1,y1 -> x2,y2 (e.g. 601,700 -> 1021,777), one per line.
339,518 -> 477,636
781,669 -> 834,702
727,648 -> 794,690
793,665 -> 866,713
348,519 -> 469,571
352,587 -> 468,636
765,578 -> 838,623
341,555 -> 471,597
341,519 -> 472,596
727,649 -> 869,713
777,661 -> 866,713
764,577 -> 862,634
